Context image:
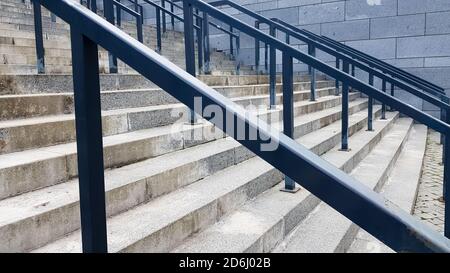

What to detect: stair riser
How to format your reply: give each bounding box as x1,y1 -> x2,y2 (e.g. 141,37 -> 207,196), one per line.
0,103 -> 368,252
0,90 -> 349,155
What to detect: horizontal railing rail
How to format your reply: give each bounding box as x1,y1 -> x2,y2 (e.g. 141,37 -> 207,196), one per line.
35,0 -> 450,253
271,18 -> 447,98
208,0 -> 449,109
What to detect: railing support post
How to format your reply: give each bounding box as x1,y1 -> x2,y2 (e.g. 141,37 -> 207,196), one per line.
70,28 -> 108,253
136,14 -> 143,43
91,0 -> 97,13
335,58 -> 340,96
368,73 -> 374,131
308,44 -> 316,101
281,52 -> 299,193
341,60 -> 350,151
390,83 -> 395,111
202,12 -> 210,74
444,110 -> 450,238
32,0 -> 45,74
183,0 -> 198,124
264,42 -> 269,73
170,2 -> 175,30
103,0 -> 117,73
269,24 -> 277,109
381,79 -> 387,120
155,7 -> 162,53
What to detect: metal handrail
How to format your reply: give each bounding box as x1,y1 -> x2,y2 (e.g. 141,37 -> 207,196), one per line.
272,18 -> 447,97
36,0 -> 450,252
112,0 -> 143,43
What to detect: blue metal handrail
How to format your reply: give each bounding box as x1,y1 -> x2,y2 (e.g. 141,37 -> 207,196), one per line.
34,0 -> 450,253
156,0 -> 241,73
185,0 -> 450,239
112,0 -> 143,42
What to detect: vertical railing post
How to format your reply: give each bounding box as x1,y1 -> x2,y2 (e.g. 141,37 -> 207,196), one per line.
136,13 -> 143,43
196,10 -> 203,72
161,0 -> 167,33
202,12 -> 210,74
70,28 -> 108,253
254,21 -> 260,74
381,79 -> 387,120
91,0 -> 97,13
341,60 -> 350,151
308,44 -> 316,102
335,58 -> 340,96
183,0 -> 197,124
155,7 -> 162,53
116,4 -> 121,27
103,0 -> 117,73
444,110 -> 450,238
368,73 -> 374,131
264,42 -> 269,73
32,0 -> 45,74
285,33 -> 290,44
269,24 -> 277,109
281,52 -> 298,193
441,97 -> 449,145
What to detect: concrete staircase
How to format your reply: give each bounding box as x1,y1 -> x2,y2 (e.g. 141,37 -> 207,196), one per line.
0,0 -> 254,75
0,0 -> 431,253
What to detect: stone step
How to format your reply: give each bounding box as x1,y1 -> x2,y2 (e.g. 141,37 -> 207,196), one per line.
30,106 -> 378,253
272,117 -> 414,253
0,94 -> 364,202
0,73 -> 320,95
0,81 -> 334,120
172,110 -> 396,253
0,87 -> 342,155
347,124 -> 428,253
